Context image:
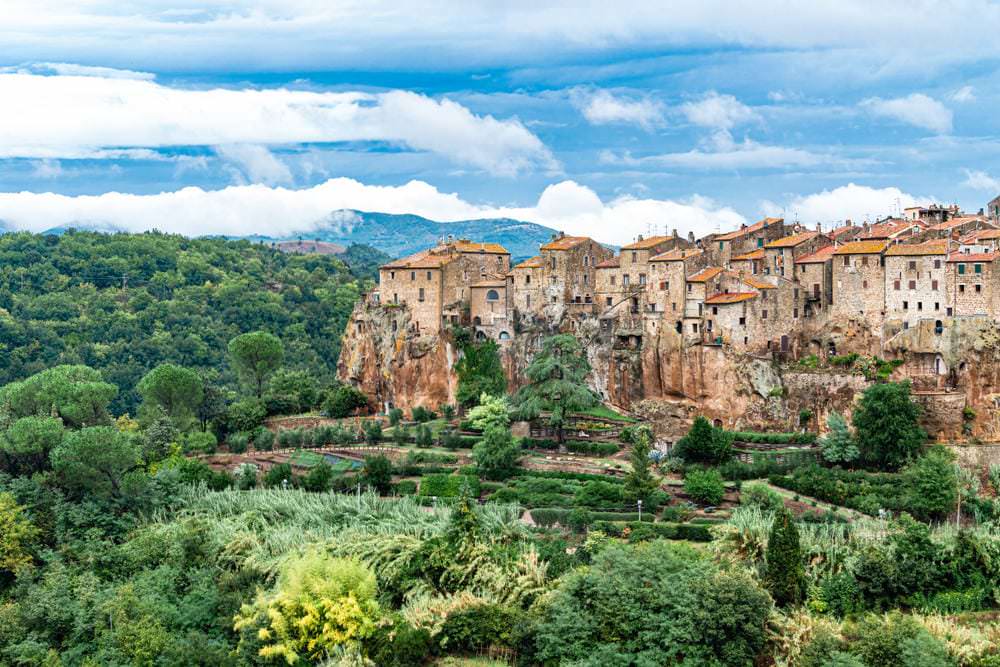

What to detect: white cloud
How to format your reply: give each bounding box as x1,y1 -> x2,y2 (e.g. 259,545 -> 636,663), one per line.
215,144 -> 292,185
620,131 -> 831,170
572,89 -> 664,129
963,169 -> 1000,192
860,93 -> 953,134
1,62 -> 156,80
680,92 -> 758,130
0,178 -> 746,246
951,85 -> 975,102
763,183 -> 932,225
30,159 -> 64,179
0,72 -> 555,176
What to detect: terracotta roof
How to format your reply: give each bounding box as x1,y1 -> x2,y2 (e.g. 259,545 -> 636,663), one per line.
885,240 -> 948,256
471,279 -> 506,288
947,252 -> 999,263
705,292 -> 758,305
512,255 -> 543,270
795,245 -> 837,264
594,256 -> 620,269
688,266 -> 724,283
731,249 -> 765,261
715,217 -> 783,241
765,231 -> 820,248
621,235 -> 673,250
859,220 -> 915,239
453,241 -> 509,254
829,224 -> 859,238
540,235 -> 590,251
740,276 -> 777,290
650,247 -> 703,262
961,229 -> 1000,242
833,240 -> 890,255
382,247 -> 458,270
927,216 -> 988,232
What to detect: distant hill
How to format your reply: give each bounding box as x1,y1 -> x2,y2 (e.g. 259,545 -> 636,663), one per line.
285,210 -> 559,261
274,239 -> 346,255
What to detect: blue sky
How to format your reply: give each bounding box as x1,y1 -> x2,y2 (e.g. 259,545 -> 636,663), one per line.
1,1 -> 1000,244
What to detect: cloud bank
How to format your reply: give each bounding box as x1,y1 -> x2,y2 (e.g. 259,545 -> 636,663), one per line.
860,93 -> 953,134
763,183 -> 932,225
0,72 -> 555,175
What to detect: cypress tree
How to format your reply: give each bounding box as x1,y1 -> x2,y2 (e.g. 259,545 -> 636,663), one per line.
765,509 -> 805,607
624,425 -> 659,504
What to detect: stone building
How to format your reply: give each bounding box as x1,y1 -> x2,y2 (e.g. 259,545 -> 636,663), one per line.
923,215 -> 994,240
648,248 -> 711,327
947,252 -> 1000,317
832,240 -> 890,329
508,255 -> 545,315
470,279 -> 510,341
988,195 -> 1000,223
730,248 -> 765,275
763,230 -> 831,279
793,245 -> 835,318
378,240 -> 511,335
538,233 -> 612,308
713,217 -> 786,265
883,240 -> 949,329
959,229 -> 1000,254
903,204 -> 960,224
594,234 -> 687,316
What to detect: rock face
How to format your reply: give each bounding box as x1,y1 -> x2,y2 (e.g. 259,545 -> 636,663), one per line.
337,297 -> 1000,444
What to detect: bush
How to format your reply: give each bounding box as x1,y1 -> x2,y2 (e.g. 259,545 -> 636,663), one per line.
227,431 -> 249,454
367,615 -> 433,667
769,465 -> 910,517
728,430 -> 818,445
183,430 -> 217,455
414,423 -> 434,448
418,473 -> 480,498
263,462 -> 294,488
324,385 -> 368,418
387,408 -> 404,426
574,480 -> 624,508
228,398 -> 267,433
853,381 -> 926,471
684,469 -> 725,505
393,480 -> 417,496
410,406 -> 436,423
740,482 -> 784,511
301,462 -> 334,492
362,455 -> 393,494
252,428 -> 274,452
673,416 -> 733,464
436,603 -> 524,652
362,420 -> 383,445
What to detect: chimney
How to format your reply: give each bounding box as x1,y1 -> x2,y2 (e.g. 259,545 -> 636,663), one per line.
740,223 -> 747,230
672,228 -> 678,238
687,231 -> 695,243
816,222 -> 822,233
637,234 -> 644,242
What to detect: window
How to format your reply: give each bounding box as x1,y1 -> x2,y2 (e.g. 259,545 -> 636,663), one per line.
698,303 -> 703,315
959,284 -> 966,293
959,263 -> 967,274
707,319 -> 713,331
947,307 -> 953,316
902,300 -> 908,310
393,293 -> 399,304
863,280 -> 868,289
793,308 -> 798,318
843,256 -> 850,267
757,238 -> 764,247
918,302 -> 923,311
934,259 -> 941,269
908,260 -> 917,271
426,271 -> 432,280
583,273 -> 588,285
418,287 -> 426,302
551,296 -> 557,303
712,306 -> 718,315
976,284 -> 982,293
639,273 -> 646,285
672,302 -> 677,311
550,257 -> 556,269
692,323 -> 699,333
389,271 -> 396,280
932,279 -> 938,290
486,289 -> 499,301
499,331 -> 510,340
623,274 -> 630,286
687,284 -> 692,293
908,280 -> 916,290
861,256 -> 869,267
762,309 -> 768,320
793,288 -> 799,299
631,251 -> 638,263
606,297 -> 612,306
525,275 -> 531,285
894,280 -> 901,290
719,241 -> 724,250
410,271 -> 415,281
739,316 -> 746,325
526,295 -> 531,308
610,276 -> 616,286
934,302 -> 939,310
975,264 -> 983,274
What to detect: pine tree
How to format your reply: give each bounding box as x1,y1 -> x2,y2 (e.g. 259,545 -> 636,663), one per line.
820,412 -> 859,464
765,509 -> 805,607
672,415 -> 733,464
623,425 -> 659,504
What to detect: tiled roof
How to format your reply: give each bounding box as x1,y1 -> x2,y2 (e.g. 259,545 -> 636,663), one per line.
795,245 -> 837,264
833,240 -> 890,255
859,220 -> 915,239
731,249 -> 765,261
715,217 -> 783,241
961,229 -> 1000,242
621,235 -> 674,250
454,241 -> 509,254
765,231 -> 820,248
927,216 -> 988,232
829,224 -> 859,238
740,276 -> 777,290
650,247 -> 703,262
947,252 -> 1000,263
540,235 -> 590,251
512,255 -> 544,269
594,256 -> 620,268
706,292 -> 758,304
688,266 -> 724,282
382,247 -> 458,270
884,240 -> 948,256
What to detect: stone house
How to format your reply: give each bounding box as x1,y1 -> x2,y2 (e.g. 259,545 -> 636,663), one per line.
730,248 -> 765,275
903,204 -> 960,224
764,230 -> 831,279
883,240 -> 949,329
947,252 -> 1000,317
827,222 -> 861,243
988,195 -> 1000,224
858,218 -> 924,244
648,247 -> 711,326
508,255 -> 545,315
832,240 -> 890,330
959,229 -> 1000,254
594,234 -> 686,316
712,217 -> 786,265
538,233 -> 612,308
923,215 -> 995,240
793,245 -> 835,318
378,240 -> 511,335
683,266 -> 724,340
470,280 -> 511,342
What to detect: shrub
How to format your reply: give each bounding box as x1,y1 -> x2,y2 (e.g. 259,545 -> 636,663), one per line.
414,423 -> 433,448
439,404 -> 456,420
367,615 -> 433,667
740,482 -> 784,511
301,462 -> 334,492
387,408 -> 404,426
252,428 -> 274,452
362,455 -> 393,495
472,424 -> 521,481
418,473 -> 480,498
362,420 -> 383,446
853,381 -> 926,471
324,385 -> 368,418
436,603 -> 524,652
227,432 -> 249,454
440,428 -> 466,450
410,406 -> 436,423
574,480 -> 624,508
183,430 -> 217,455
263,462 -> 294,488
684,469 -> 725,505
673,416 -> 733,464
228,398 -> 267,433
901,446 -> 958,522
393,480 -> 417,496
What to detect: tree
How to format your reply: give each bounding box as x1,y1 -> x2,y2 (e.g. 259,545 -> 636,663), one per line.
137,363 -> 203,427
263,463 -> 294,488
765,509 -> 805,607
902,446 -> 958,522
853,381 -> 926,471
0,416 -> 65,476
0,365 -> 117,428
324,385 -> 368,418
455,338 -> 507,408
227,398 -> 267,433
683,468 -> 725,505
228,331 -> 284,398
672,416 -> 733,465
301,462 -> 334,492
362,455 -> 393,494
511,334 -> 597,451
195,375 -> 229,432
49,426 -> 144,500
820,412 -> 859,465
467,393 -> 510,431
0,492 -> 38,575
623,424 -> 659,505
472,424 -> 521,481
264,369 -> 320,415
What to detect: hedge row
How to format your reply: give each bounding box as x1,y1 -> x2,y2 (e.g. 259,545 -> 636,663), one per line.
768,464 -> 906,516
728,431 -> 817,445
518,469 -> 625,485
591,520 -> 713,542
529,508 -> 654,527
521,438 -> 620,456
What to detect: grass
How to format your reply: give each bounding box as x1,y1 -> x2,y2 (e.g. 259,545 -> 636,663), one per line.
577,404 -> 636,422
288,449 -> 324,467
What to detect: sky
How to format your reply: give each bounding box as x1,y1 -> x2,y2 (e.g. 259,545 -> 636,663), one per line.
2,1 -> 1000,245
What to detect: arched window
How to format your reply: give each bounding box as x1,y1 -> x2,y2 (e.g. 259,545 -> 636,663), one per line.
498,331 -> 510,340
486,289 -> 500,301
473,316 -> 482,326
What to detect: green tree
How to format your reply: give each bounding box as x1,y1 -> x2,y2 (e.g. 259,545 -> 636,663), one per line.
765,509 -> 805,607
301,462 -> 334,492
362,454 -> 393,494
472,425 -> 521,481
0,365 -> 117,428
511,334 -> 597,451
467,393 -> 510,431
227,397 -> 267,433
228,331 -> 284,398
49,426 -> 144,500
0,492 -> 38,575
623,424 -> 659,505
264,369 -> 320,415
902,446 -> 958,522
324,385 -> 368,418
683,468 -> 725,505
820,411 -> 859,465
455,338 -> 507,408
672,415 -> 733,465
137,363 -> 204,427
0,416 -> 65,475
853,381 -> 926,471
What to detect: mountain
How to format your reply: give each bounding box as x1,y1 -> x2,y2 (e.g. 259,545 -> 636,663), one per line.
289,209 -> 559,261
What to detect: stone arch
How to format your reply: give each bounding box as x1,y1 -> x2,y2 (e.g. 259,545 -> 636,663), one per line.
473,316 -> 482,326
486,289 -> 500,301
498,331 -> 510,340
